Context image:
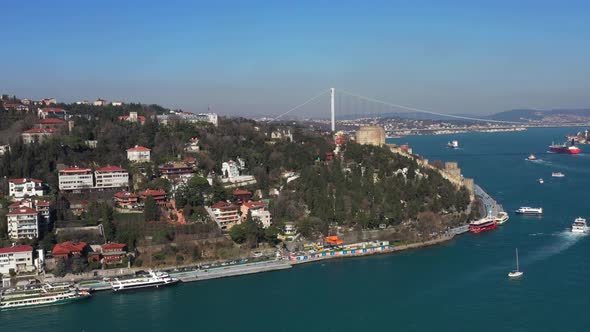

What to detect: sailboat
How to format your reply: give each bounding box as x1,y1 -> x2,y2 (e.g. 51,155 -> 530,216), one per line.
508,248 -> 524,278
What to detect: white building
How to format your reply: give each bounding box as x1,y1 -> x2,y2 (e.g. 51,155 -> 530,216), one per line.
7,206 -> 39,239
185,138 -> 200,152
0,144 -> 10,156
127,146 -> 151,162
0,245 -> 35,275
251,209 -> 272,228
221,160 -> 241,179
156,112 -> 218,126
94,165 -> 129,189
271,129 -> 293,141
93,99 -> 107,106
58,167 -> 94,191
210,202 -> 241,230
111,101 -> 123,106
8,178 -> 45,199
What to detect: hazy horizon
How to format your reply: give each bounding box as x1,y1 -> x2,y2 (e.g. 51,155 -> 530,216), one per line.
2,0 -> 590,118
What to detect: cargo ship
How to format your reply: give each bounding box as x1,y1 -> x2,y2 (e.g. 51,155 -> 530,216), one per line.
469,217 -> 497,233
548,139 -> 581,154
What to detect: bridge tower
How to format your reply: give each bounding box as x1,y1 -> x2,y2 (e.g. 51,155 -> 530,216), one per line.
330,88 -> 335,132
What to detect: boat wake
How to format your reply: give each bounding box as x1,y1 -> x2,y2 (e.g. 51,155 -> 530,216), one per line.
525,230 -> 585,265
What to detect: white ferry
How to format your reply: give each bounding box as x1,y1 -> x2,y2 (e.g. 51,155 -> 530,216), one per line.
515,207 -> 543,215
110,270 -> 179,292
0,284 -> 90,311
552,172 -> 565,178
571,217 -> 588,234
495,211 -> 510,225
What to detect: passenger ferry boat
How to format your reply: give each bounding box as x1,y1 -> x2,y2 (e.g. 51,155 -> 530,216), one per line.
571,217 -> 588,234
0,284 -> 90,311
515,207 -> 543,215
495,211 -> 510,225
110,270 -> 179,292
469,217 -> 497,233
552,172 -> 565,178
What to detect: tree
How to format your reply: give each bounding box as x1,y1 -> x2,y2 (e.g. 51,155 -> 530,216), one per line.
100,203 -> 115,240
53,259 -> 67,277
143,195 -> 160,222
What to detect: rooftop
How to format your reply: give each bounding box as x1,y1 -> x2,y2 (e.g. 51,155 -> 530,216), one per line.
127,145 -> 151,152
96,165 -> 126,172
52,241 -> 88,255
7,206 -> 38,215
0,245 -> 33,254
9,178 -> 43,184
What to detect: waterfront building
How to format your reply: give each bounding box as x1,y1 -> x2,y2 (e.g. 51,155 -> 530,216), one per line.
114,191 -> 139,209
58,166 -> 94,191
8,178 -> 45,199
210,201 -> 241,230
127,145 -> 151,163
0,245 -> 35,275
52,241 -> 89,259
99,243 -> 127,265
94,165 -> 129,189
21,128 -> 55,144
7,206 -> 39,239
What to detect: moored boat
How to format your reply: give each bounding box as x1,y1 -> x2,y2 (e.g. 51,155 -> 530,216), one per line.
571,217 -> 588,234
495,212 -> 509,225
110,270 -> 179,292
0,284 -> 91,311
469,217 -> 497,233
515,207 -> 543,215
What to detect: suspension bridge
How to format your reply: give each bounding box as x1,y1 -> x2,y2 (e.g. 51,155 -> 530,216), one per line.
271,88 -> 522,131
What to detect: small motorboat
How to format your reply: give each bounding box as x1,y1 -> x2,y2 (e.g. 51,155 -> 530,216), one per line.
552,172 -> 565,178
538,178 -> 544,184
527,154 -> 537,161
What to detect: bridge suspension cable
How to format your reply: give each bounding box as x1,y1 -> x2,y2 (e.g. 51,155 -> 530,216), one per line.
270,89 -> 330,122
338,89 -> 523,125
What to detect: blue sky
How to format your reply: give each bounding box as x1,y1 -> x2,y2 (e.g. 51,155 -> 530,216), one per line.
2,0 -> 590,117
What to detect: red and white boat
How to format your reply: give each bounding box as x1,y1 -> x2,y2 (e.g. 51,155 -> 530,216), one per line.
469,217 -> 498,233
549,139 -> 581,154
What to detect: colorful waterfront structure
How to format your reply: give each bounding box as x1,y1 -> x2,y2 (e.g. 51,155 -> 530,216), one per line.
288,241 -> 393,262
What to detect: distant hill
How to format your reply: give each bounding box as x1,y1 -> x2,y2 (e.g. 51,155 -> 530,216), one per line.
488,109 -> 590,122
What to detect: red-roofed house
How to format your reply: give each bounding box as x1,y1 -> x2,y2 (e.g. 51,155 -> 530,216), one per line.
7,206 -> 39,239
0,245 -> 35,274
95,165 -> 129,189
240,201 -> 272,228
38,107 -> 66,119
232,189 -> 252,203
21,128 -> 55,144
140,189 -> 167,206
118,112 -> 146,124
58,166 -> 94,191
210,201 -> 240,230
100,243 -> 128,265
114,191 -> 139,209
127,145 -> 151,162
52,241 -> 89,260
8,178 -> 45,199
38,117 -> 66,130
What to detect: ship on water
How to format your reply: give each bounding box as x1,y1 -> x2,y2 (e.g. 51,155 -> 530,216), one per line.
447,140 -> 459,149
0,284 -> 90,311
110,270 -> 179,292
469,217 -> 497,233
515,207 -> 543,215
548,139 -> 581,154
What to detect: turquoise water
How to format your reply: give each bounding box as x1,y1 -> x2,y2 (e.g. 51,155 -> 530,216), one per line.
4,127 -> 590,331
